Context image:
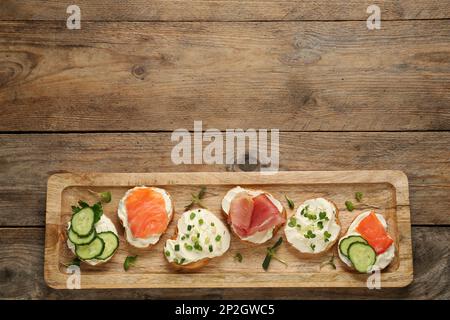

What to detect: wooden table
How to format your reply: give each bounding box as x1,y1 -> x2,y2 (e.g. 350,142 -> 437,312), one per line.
0,1 -> 449,299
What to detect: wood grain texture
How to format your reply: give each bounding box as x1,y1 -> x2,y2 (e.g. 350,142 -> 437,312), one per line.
1,132 -> 448,226
44,171 -> 412,289
2,226 -> 447,299
1,0 -> 449,21
0,21 -> 449,131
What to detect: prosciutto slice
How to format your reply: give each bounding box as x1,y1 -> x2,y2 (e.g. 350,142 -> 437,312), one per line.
229,193 -> 285,237
229,192 -> 254,229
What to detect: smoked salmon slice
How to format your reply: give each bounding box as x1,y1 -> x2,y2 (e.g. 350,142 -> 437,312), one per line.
126,188 -> 168,238
356,211 -> 393,254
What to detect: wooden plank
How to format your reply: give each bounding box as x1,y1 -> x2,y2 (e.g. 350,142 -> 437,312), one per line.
0,132 -> 448,226
44,171 -> 412,289
0,21 -> 449,131
1,226 -> 447,298
1,0 -> 449,21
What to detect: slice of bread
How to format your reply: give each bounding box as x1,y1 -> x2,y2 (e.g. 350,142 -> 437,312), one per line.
118,186 -> 173,248
285,198 -> 341,258
337,211 -> 395,273
165,227 -> 211,271
164,208 -> 230,270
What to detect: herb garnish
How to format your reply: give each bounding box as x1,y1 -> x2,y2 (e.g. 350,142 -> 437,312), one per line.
262,237 -> 287,271
345,192 -> 380,211
310,244 -> 316,251
355,192 -> 363,202
72,200 -> 103,223
185,186 -> 207,210
321,255 -> 336,270
304,230 -> 316,239
288,217 -> 297,228
324,231 -> 332,242
62,257 -> 81,268
209,245 -> 213,253
285,195 -> 295,210
215,235 -> 221,242
345,200 -> 355,211
319,211 -> 328,220
234,252 -> 243,263
124,255 -> 137,271
88,190 -> 112,203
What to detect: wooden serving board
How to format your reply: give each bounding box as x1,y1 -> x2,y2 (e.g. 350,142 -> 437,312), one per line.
44,171 -> 413,289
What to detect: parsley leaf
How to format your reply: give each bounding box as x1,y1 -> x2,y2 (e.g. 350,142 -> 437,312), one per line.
88,190 -> 112,203
355,192 -> 363,202
234,253 -> 243,263
262,237 -> 286,270
285,195 -> 295,210
345,200 -> 355,211
124,255 -> 138,271
185,186 -> 207,210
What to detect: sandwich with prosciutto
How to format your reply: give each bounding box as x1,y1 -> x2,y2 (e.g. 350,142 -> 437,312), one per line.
221,186 -> 286,244
338,211 -> 395,273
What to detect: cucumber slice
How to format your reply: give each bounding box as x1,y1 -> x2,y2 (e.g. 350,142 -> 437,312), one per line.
75,237 -> 105,260
68,227 -> 96,245
96,232 -> 119,260
339,236 -> 368,257
71,207 -> 95,237
348,242 -> 376,273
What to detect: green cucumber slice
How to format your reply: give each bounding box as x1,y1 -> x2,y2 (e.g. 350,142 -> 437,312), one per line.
339,235 -> 368,257
71,207 -> 95,237
68,227 -> 96,245
96,232 -> 119,260
75,237 -> 105,260
348,242 -> 376,273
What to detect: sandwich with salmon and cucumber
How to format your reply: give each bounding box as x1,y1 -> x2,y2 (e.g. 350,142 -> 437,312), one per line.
284,198 -> 341,257
118,186 -> 173,248
164,208 -> 231,270
67,201 -> 119,265
221,186 -> 286,244
338,211 -> 395,273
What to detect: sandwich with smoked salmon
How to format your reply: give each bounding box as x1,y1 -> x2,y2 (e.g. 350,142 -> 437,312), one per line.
284,198 -> 341,257
164,208 -> 231,270
221,186 -> 286,244
118,186 -> 173,248
338,211 -> 395,273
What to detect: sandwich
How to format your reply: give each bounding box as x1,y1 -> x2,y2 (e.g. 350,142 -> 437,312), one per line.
284,197 -> 341,257
164,208 -> 230,269
67,201 -> 119,266
338,211 -> 395,273
221,186 -> 286,244
118,186 -> 173,248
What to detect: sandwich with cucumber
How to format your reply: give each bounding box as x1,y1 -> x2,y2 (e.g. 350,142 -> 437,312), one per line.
67,201 -> 119,266
338,211 -> 395,273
